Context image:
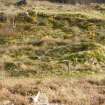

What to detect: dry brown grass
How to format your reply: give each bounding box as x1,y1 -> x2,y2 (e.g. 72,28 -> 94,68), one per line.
0,75 -> 105,105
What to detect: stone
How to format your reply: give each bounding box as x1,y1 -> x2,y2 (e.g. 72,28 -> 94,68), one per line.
29,91 -> 49,105
16,0 -> 27,6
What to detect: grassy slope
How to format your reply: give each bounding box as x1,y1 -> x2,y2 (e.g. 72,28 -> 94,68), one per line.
0,1 -> 105,105
0,2 -> 105,76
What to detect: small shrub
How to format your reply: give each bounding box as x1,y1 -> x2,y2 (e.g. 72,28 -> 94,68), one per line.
0,36 -> 7,45
5,62 -> 17,72
16,12 -> 34,23
0,13 -> 7,22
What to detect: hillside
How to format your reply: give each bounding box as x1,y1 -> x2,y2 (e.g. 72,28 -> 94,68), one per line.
0,1 -> 105,105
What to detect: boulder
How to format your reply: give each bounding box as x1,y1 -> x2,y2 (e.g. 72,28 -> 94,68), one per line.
16,0 -> 27,6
